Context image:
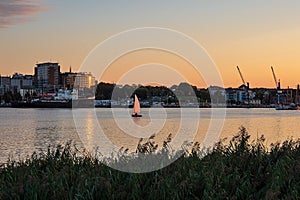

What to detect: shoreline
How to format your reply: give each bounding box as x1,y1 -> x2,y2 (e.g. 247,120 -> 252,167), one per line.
2,103 -> 275,109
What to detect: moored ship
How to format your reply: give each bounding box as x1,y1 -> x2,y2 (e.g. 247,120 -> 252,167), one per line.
11,98 -> 94,108
11,89 -> 94,108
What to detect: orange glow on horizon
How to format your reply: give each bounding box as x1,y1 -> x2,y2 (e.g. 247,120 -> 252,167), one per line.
99,49 -> 207,88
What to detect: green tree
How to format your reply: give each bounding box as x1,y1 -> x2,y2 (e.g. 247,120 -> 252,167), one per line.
95,82 -> 115,100
133,87 -> 148,100
3,91 -> 12,103
14,92 -> 22,101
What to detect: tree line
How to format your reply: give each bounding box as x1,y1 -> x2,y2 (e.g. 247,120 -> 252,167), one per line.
95,82 -> 211,103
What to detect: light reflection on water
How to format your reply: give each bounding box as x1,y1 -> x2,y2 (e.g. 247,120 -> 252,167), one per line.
0,108 -> 300,163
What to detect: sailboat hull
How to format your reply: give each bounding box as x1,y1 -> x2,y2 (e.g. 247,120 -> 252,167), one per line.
132,114 -> 142,117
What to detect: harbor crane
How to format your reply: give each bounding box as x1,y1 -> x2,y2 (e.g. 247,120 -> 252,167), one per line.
236,66 -> 250,104
271,67 -> 299,109
237,66 -> 246,86
271,66 -> 282,105
271,66 -> 281,90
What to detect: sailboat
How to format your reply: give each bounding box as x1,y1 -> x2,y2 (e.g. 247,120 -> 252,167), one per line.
132,95 -> 142,117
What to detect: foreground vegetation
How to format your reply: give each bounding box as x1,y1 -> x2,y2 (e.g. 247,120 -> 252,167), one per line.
1,127 -> 300,199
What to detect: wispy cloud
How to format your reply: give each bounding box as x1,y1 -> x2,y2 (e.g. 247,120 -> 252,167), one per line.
0,0 -> 46,28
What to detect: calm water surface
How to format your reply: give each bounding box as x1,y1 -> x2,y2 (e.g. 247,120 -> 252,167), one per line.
1,108 -> 300,163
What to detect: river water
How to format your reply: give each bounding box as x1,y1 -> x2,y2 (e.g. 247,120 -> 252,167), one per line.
1,108 -> 300,163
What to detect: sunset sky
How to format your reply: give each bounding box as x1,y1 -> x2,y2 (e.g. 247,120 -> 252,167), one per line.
1,0 -> 300,88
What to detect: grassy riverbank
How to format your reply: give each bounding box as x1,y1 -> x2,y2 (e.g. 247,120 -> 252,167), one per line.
1,127 -> 300,199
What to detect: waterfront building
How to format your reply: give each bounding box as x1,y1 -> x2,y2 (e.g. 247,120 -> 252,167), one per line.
60,66 -> 76,89
11,73 -> 34,93
225,84 -> 255,104
73,72 -> 96,97
60,67 -> 96,91
34,62 -> 60,93
0,75 -> 11,95
225,88 -> 238,104
208,86 -> 225,96
11,73 -> 22,93
73,72 -> 96,90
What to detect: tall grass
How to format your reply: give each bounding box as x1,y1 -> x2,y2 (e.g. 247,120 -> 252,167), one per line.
1,127 -> 300,199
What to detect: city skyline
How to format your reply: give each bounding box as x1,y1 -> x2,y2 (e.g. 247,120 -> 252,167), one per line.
1,1 -> 300,88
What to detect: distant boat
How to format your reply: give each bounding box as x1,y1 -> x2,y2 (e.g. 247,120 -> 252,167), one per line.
132,95 -> 142,117
275,103 -> 300,110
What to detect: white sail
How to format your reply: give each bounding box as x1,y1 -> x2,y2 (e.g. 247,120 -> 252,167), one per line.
132,95 -> 141,114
